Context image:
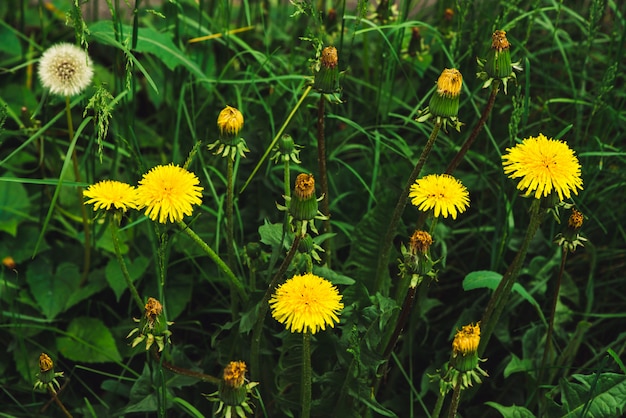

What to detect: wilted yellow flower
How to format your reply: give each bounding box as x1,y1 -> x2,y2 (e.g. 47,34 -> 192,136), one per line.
38,43 -> 94,96
136,164 -> 203,224
83,180 -> 138,212
502,133 -> 583,201
452,323 -> 481,357
217,106 -> 244,138
409,230 -> 433,255
270,273 -> 344,334
223,361 -> 247,389
409,174 -> 470,219
436,68 -> 463,98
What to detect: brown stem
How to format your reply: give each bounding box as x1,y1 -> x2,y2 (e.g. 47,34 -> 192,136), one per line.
152,349 -> 220,384
317,95 -> 332,266
446,378 -> 462,418
50,389 -> 73,418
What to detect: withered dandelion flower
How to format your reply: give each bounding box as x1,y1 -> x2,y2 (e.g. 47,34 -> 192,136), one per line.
136,164 -> 203,224
38,43 -> 94,97
217,106 -> 244,139
270,273 -> 343,334
502,133 -> 583,201
83,180 -> 138,212
436,68 -> 463,98
409,174 -> 470,219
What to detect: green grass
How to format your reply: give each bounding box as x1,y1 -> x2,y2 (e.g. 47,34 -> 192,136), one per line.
1,0 -> 626,417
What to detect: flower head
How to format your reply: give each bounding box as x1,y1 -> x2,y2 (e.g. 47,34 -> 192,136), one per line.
399,230 -> 436,281
127,297 -> 173,352
314,46 -> 340,93
38,43 -> 94,97
136,164 -> 203,224
223,361 -> 247,389
205,361 -> 259,418
409,174 -> 470,219
446,322 -> 488,389
554,207 -> 587,252
217,106 -> 244,139
34,353 -> 64,394
83,180 -> 138,212
452,323 -> 481,358
436,68 -> 463,98
270,273 -> 344,334
477,30 -> 522,93
502,133 -> 583,201
416,68 -> 464,131
410,230 -> 433,255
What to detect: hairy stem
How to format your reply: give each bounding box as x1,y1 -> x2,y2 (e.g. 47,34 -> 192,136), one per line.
110,219 -> 144,311
317,95 -> 332,266
301,330 -> 312,418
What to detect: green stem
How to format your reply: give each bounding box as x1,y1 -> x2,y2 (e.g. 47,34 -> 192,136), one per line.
317,94 -> 332,266
446,378 -> 462,418
431,389 -> 446,418
478,199 -> 545,356
177,221 -> 247,302
65,95 -> 91,286
374,120 -> 442,294
226,156 -> 235,269
284,158 -> 291,198
109,219 -> 143,311
151,349 -> 220,384
302,330 -> 312,418
445,82 -> 499,175
250,232 -> 303,381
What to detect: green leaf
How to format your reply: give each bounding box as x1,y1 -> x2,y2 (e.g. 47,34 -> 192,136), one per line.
26,259 -> 81,320
504,353 -> 534,378
56,317 -> 122,363
486,402 -> 536,418
552,373 -> 626,417
0,175 -> 30,236
258,221 -> 285,249
105,256 -> 149,302
313,266 -> 356,285
463,270 -> 546,324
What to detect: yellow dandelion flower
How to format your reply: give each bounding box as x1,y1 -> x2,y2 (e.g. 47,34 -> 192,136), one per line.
217,106 -> 244,138
502,133 -> 583,201
38,43 -> 94,97
270,273 -> 344,334
136,164 -> 203,224
83,180 -> 138,212
452,323 -> 481,357
409,174 -> 470,219
223,361 -> 247,389
436,68 -> 463,98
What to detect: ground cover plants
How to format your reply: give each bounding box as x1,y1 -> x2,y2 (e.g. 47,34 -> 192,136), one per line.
1,0 -> 625,417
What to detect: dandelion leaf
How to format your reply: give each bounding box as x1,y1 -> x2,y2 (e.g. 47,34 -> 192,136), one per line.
56,317 -> 122,363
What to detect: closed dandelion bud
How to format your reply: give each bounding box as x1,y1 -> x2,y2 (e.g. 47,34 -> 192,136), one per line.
245,242 -> 262,261
314,46 -> 339,93
127,297 -> 173,352
34,353 -> 64,394
290,173 -> 318,221
451,323 -> 481,372
554,208 -> 587,252
401,230 -> 435,277
429,68 -> 463,118
217,106 -> 244,142
299,233 -> 315,254
271,134 -> 302,164
485,30 -> 512,80
219,361 -> 248,406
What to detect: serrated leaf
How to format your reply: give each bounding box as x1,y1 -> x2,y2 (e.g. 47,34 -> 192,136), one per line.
26,259 -> 81,320
555,373 -> 626,417
56,317 -> 122,363
486,401 -> 536,418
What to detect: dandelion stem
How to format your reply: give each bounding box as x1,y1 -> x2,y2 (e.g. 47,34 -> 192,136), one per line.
374,120 -> 442,294
317,94 -> 332,266
177,221 -> 247,302
226,156 -> 236,269
302,330 -> 312,418
151,349 -> 220,384
445,81 -> 500,175
49,389 -> 73,418
109,219 -> 144,311
431,389 -> 446,418
479,199 -> 545,356
250,232 -> 303,381
446,378 -> 462,418
65,95 -> 91,286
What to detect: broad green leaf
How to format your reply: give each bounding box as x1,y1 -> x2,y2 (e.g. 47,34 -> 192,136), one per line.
0,22 -> 22,55
504,353 -> 534,378
313,266 -> 356,285
554,373 -> 626,417
105,256 -> 149,302
0,175 -> 30,236
56,317 -> 122,363
26,259 -> 81,320
486,402 -> 536,418
258,221 -> 285,248
463,270 -> 546,324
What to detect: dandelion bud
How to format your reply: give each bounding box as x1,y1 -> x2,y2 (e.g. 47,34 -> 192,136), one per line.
428,68 -> 463,118
554,208 -> 587,252
127,297 -> 173,352
451,323 -> 481,372
219,361 -> 248,406
34,353 -> 64,394
485,30 -> 512,80
217,106 -> 244,141
2,256 -> 16,270
290,173 -> 318,221
314,46 -> 340,93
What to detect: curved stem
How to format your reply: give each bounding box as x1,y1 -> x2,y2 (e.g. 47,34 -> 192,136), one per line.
110,219 -> 144,311
479,199 -> 545,356
177,221 -> 247,302
374,120 -> 442,294
445,82 -> 499,175
250,232 -> 303,381
301,330 -> 312,418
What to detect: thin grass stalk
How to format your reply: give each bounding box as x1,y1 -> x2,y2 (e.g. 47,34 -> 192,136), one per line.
250,232 -> 303,381
478,199 -> 545,356
65,96 -> 91,285
374,120 -> 442,294
317,95 -> 332,266
109,219 -> 144,311
445,81 -> 500,175
301,330 -> 312,418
